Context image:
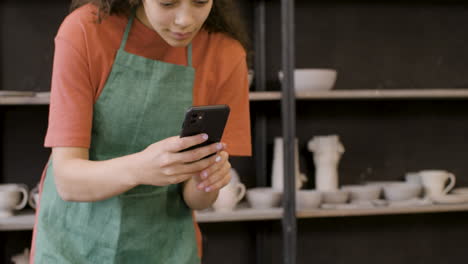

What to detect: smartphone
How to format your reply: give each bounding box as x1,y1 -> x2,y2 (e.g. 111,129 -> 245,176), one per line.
180,105 -> 230,153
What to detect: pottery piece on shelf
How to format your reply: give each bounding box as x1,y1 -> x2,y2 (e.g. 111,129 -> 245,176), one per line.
296,190 -> 322,209
382,183 -> 422,201
246,187 -> 282,209
0,184 -> 29,218
308,134 -> 344,191
322,190 -> 349,204
11,248 -> 29,264
419,170 -> 456,198
212,169 -> 246,212
271,137 -> 307,191
342,185 -> 381,202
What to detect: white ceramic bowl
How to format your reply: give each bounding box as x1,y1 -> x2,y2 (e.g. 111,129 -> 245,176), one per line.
383,183 -> 422,201
365,181 -> 403,188
296,190 -> 322,209
322,190 -> 349,204
342,185 -> 382,201
246,188 -> 282,209
278,69 -> 337,92
248,70 -> 254,87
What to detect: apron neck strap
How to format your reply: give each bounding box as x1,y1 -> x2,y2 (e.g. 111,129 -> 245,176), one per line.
187,43 -> 192,67
120,7 -> 193,67
120,9 -> 135,51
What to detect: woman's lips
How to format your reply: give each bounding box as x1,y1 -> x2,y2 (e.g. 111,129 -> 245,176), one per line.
172,31 -> 192,40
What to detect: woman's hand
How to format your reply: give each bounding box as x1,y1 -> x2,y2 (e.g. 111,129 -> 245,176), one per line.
134,133 -> 225,187
182,147 -> 231,210
193,149 -> 231,193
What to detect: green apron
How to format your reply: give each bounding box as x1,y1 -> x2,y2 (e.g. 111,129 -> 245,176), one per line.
34,11 -> 200,264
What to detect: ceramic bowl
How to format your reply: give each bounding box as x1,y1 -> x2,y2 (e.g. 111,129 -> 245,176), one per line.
246,187 -> 282,209
342,185 -> 382,201
296,190 -> 322,209
248,70 -> 254,87
365,181 -> 403,187
278,69 -> 337,92
383,183 -> 422,201
322,190 -> 349,204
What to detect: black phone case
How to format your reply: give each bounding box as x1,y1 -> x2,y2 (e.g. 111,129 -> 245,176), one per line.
180,105 -> 230,152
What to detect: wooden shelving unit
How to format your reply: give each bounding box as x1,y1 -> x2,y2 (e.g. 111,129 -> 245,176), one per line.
4,89 -> 468,105
4,203 -> 468,231
296,203 -> 468,218
249,89 -> 468,101
295,89 -> 468,100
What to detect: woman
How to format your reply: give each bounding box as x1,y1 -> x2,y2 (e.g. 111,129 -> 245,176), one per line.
30,0 -> 251,263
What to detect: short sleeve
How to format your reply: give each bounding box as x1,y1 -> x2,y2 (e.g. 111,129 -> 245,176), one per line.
213,49 -> 252,157
44,17 -> 95,148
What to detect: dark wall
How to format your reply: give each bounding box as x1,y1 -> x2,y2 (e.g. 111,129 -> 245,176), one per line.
0,0 -> 68,92
265,0 -> 468,90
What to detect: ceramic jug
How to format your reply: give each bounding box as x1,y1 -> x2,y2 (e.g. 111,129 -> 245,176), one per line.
212,169 -> 246,212
271,137 -> 307,191
308,135 -> 344,191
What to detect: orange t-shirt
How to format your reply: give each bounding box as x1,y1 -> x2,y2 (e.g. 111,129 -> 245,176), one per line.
45,4 -> 251,156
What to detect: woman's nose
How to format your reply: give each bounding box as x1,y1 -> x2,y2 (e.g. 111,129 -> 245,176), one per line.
174,7 -> 195,28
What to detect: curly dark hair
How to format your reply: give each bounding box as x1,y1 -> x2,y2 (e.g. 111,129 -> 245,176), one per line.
70,0 -> 250,58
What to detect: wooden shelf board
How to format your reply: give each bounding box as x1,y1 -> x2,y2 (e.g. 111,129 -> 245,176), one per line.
196,207 -> 283,223
297,203 -> 468,218
0,210 -> 36,231
2,90 -> 468,104
249,91 -> 281,101
296,89 -> 468,100
0,207 -> 283,231
4,203 -> 468,231
249,89 -> 468,101
0,95 -> 49,105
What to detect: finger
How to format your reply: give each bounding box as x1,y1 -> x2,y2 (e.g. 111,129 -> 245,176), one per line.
175,142 -> 224,164
198,151 -> 229,181
196,157 -> 230,191
161,153 -> 220,177
165,173 -> 195,185
167,133 -> 209,152
199,162 -> 231,192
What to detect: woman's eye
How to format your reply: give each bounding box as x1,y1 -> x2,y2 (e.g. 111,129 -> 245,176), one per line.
159,1 -> 174,7
194,0 -> 208,5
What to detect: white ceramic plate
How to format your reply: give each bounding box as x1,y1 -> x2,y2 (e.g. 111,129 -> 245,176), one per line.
451,187 -> 468,195
431,194 -> 468,204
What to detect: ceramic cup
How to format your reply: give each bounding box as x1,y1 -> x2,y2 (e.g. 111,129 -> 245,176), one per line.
212,181 -> 246,212
28,185 -> 40,210
419,170 -> 456,198
0,184 -> 28,217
